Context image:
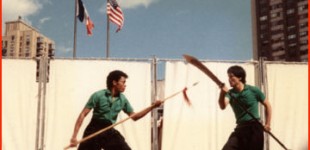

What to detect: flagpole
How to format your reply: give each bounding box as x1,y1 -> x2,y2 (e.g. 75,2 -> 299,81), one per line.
106,0 -> 110,58
73,0 -> 77,58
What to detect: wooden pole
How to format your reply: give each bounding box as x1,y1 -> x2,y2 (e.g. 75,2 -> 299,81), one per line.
106,0 -> 110,58
73,0 -> 77,58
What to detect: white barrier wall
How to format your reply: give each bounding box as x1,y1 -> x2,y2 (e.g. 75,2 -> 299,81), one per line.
3,59 -> 38,150
162,61 -> 255,150
266,63 -> 308,150
3,59 -> 308,150
3,59 -> 153,150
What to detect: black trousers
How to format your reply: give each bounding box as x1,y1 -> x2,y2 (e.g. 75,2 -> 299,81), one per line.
222,120 -> 264,150
78,119 -> 131,150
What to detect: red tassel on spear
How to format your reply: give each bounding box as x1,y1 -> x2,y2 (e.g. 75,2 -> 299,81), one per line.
182,87 -> 192,106
182,82 -> 198,106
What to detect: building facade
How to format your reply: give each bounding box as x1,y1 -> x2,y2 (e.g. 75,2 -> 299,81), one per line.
252,0 -> 308,62
2,17 -> 55,58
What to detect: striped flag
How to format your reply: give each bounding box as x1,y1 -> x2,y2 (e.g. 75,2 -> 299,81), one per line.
107,0 -> 124,32
76,0 -> 94,36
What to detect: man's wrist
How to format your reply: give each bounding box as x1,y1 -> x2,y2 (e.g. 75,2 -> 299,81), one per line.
219,83 -> 225,88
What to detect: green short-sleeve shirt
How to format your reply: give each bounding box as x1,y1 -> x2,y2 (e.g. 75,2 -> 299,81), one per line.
85,89 -> 134,123
226,85 -> 265,124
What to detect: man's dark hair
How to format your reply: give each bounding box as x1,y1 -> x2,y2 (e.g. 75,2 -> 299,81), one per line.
227,65 -> 246,84
106,70 -> 128,90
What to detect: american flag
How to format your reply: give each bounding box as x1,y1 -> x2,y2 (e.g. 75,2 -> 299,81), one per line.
107,0 -> 124,32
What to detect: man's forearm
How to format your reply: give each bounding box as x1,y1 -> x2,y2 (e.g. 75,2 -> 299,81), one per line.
71,114 -> 84,139
131,105 -> 156,121
218,91 -> 227,109
265,103 -> 272,126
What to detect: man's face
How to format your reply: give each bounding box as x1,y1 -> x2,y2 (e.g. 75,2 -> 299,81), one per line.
113,76 -> 127,93
228,73 -> 241,87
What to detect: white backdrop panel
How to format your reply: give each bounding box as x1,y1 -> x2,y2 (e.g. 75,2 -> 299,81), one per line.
2,59 -> 38,150
162,61 -> 255,150
266,64 -> 308,150
44,60 -> 152,150
4,59 -> 307,150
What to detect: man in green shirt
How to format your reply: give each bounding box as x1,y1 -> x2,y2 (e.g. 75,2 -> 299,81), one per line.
69,70 -> 162,150
218,65 -> 272,150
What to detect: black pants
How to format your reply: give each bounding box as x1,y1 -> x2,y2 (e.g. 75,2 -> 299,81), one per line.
222,120 -> 264,150
78,119 -> 131,150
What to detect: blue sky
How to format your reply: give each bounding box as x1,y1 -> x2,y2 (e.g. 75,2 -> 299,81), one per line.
3,0 -> 253,60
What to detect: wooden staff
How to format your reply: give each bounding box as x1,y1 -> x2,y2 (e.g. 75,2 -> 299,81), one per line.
64,82 -> 198,150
